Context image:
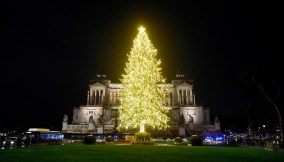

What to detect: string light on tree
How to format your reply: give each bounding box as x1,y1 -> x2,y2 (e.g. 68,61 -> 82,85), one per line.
119,26 -> 170,133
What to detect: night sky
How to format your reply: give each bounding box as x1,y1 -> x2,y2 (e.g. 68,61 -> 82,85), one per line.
1,1 -> 283,131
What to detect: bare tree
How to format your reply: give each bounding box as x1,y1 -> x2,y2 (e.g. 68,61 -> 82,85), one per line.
254,80 -> 283,142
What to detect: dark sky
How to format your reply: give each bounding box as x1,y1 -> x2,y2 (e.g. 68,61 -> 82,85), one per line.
1,1 -> 282,131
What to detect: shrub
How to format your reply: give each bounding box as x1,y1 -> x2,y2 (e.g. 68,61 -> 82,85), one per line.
4,137 -> 11,149
16,137 -> 23,147
83,135 -> 96,145
125,135 -> 133,142
174,137 -> 183,144
266,141 -> 273,151
132,132 -> 153,144
106,136 -> 115,142
188,136 -> 203,146
24,136 -> 31,147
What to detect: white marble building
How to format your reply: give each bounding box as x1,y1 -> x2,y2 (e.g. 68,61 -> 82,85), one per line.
62,74 -> 220,136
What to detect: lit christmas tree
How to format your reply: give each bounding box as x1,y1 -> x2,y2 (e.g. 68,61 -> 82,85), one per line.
119,26 -> 170,133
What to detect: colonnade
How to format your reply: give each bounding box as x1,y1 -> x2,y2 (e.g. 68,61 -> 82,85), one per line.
87,86 -> 195,106
87,89 -> 105,105
174,88 -> 195,106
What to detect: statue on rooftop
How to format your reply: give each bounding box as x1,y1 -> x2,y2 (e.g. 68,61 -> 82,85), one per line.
63,114 -> 68,122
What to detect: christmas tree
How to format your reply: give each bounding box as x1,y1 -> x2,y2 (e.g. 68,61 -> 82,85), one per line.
119,26 -> 170,133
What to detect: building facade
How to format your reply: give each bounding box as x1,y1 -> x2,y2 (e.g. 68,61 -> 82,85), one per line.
62,74 -> 221,137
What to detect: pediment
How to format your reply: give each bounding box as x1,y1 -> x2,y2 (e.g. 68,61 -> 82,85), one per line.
178,82 -> 191,87
89,82 -> 106,87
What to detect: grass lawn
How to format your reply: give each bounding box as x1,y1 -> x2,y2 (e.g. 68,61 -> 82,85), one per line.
1,143 -> 284,162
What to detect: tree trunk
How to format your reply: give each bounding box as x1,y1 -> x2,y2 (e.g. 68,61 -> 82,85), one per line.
140,120 -> 146,132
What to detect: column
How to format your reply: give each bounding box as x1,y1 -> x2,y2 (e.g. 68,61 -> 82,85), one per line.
110,93 -> 113,105
115,93 -> 117,105
93,90 -> 95,105
181,90 -> 184,105
186,90 -> 189,105
189,89 -> 193,105
87,90 -> 90,105
99,90 -> 101,105
178,90 -> 181,105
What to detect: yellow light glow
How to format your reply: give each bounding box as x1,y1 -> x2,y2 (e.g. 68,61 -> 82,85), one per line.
138,26 -> 145,32
119,26 -> 170,132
